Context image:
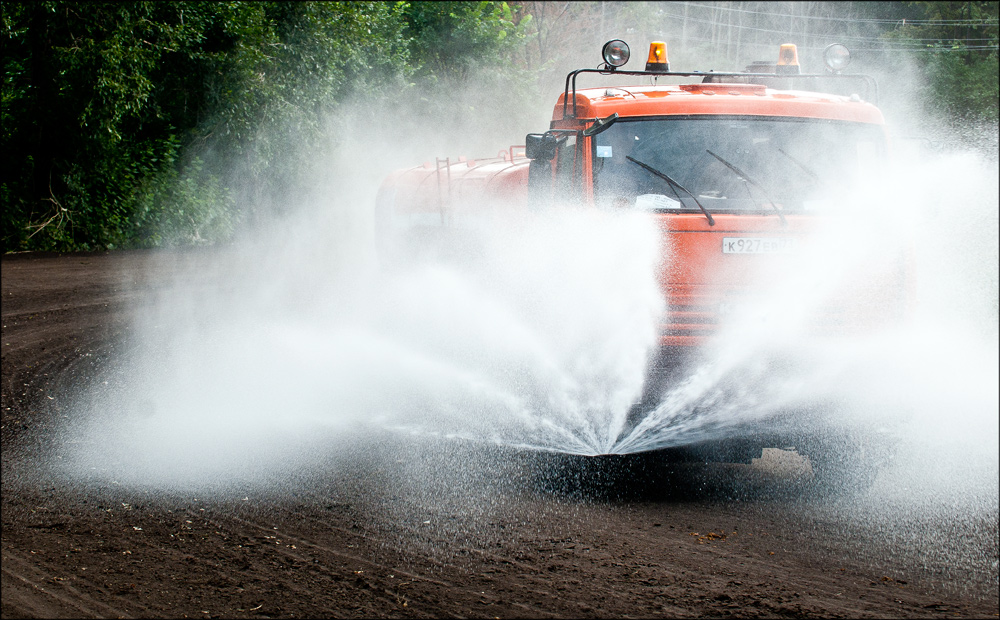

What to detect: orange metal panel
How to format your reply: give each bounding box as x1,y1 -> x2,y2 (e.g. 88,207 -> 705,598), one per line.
555,86 -> 885,125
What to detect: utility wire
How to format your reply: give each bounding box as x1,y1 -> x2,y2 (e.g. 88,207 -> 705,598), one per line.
655,8 -> 999,51
674,31 -> 998,52
657,8 -> 998,42
674,1 -> 999,25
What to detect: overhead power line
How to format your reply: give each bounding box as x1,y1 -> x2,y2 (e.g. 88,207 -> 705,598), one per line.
674,32 -> 998,53
675,1 -> 999,26
655,7 -> 1000,50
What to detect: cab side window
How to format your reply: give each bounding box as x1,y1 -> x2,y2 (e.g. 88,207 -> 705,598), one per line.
555,134 -> 581,202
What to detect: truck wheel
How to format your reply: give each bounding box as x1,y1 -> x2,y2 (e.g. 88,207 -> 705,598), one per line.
797,431 -> 897,498
537,452 -> 671,500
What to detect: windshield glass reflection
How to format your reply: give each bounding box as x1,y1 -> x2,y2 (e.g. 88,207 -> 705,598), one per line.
593,117 -> 886,212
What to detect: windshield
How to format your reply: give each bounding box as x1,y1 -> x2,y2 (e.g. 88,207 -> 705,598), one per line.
593,117 -> 886,213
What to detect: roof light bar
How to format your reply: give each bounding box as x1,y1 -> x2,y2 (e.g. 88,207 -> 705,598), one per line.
560,39 -> 879,118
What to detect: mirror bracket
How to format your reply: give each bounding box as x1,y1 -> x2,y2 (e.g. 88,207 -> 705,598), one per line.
582,112 -> 620,137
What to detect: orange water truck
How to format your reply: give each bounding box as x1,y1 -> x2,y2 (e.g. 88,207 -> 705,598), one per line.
375,40 -> 912,491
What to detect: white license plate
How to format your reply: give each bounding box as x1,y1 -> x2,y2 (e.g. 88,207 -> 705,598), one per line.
722,237 -> 795,254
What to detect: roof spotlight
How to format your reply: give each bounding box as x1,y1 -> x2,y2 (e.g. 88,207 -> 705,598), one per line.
823,43 -> 852,73
602,39 -> 630,69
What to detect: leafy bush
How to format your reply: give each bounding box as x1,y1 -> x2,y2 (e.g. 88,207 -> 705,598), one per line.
1,1 -> 521,252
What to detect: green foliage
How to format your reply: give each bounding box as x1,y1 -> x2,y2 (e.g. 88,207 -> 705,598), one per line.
1,0 -> 534,252
1,1 -> 416,252
130,153 -> 237,248
3,1 -> 235,250
391,2 -> 539,153
403,1 -> 527,79
886,1 -> 999,124
922,48 -> 999,123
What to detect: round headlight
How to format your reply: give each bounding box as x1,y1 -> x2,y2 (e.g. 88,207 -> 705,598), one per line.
824,43 -> 851,73
602,39 -> 630,68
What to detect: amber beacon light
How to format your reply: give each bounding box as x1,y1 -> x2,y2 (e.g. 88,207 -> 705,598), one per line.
645,41 -> 669,72
776,43 -> 800,74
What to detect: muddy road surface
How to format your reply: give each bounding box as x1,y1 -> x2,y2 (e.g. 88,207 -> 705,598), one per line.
2,251 -> 997,618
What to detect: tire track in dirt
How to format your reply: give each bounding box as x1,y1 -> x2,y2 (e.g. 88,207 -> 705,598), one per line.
280,504 -> 699,617
1,547 -> 144,619
199,511 -> 568,618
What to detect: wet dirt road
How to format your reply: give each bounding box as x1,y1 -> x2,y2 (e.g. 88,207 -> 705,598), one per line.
2,251 -> 997,618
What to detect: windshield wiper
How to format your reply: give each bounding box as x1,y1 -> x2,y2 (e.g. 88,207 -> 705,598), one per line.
776,147 -> 820,182
625,156 -> 715,226
706,150 -> 787,226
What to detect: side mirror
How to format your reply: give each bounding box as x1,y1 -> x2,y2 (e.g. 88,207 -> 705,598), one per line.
525,133 -> 560,161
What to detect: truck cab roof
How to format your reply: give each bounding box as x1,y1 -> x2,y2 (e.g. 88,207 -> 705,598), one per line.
555,83 -> 885,125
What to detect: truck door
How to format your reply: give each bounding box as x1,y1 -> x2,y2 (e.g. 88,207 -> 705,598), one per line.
555,134 -> 583,203
527,131 -> 583,208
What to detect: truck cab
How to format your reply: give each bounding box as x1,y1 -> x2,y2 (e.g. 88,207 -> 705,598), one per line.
523,42 -> 903,353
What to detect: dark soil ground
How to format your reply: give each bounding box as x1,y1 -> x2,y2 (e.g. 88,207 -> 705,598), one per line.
2,250 -> 998,619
